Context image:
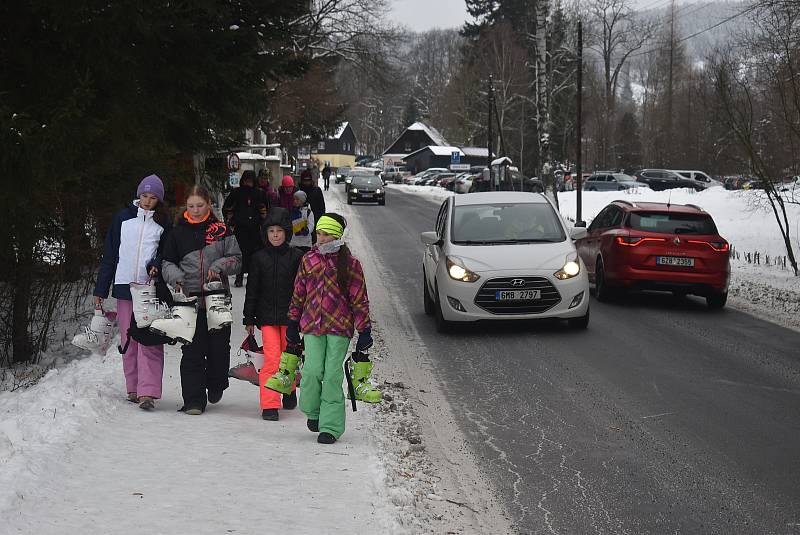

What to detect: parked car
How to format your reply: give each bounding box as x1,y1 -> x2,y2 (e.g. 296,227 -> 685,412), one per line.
671,170 -> 722,189
635,169 -> 699,191
426,172 -> 456,187
382,165 -> 408,184
454,173 -> 479,194
420,191 -> 590,332
575,200 -> 730,308
437,173 -> 460,190
723,176 -> 744,190
413,168 -> 449,185
347,174 -> 385,205
584,172 -> 644,191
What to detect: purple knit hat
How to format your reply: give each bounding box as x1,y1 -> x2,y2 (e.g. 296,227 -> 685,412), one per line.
136,174 -> 164,202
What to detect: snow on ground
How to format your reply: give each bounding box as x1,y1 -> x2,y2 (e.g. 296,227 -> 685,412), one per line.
0,185 -> 508,535
388,183 -> 800,330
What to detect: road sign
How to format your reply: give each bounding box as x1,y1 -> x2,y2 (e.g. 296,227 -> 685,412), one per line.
451,151 -> 461,164
228,153 -> 240,171
229,172 -> 240,187
450,164 -> 470,171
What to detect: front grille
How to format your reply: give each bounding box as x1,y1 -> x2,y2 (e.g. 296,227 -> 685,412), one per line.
474,276 -> 561,315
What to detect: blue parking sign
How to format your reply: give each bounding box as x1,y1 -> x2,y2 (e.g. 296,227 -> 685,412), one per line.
451,151 -> 460,164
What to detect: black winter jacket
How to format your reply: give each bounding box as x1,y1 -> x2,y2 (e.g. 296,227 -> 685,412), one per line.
243,208 -> 304,326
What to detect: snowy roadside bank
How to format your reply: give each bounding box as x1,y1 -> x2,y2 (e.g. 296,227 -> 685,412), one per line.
386,183 -> 800,331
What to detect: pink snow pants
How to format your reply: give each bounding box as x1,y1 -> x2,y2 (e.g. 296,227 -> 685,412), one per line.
117,299 -> 165,399
259,325 -> 291,409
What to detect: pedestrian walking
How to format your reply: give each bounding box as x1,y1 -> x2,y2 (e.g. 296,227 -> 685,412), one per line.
322,164 -> 332,191
161,185 -> 242,415
290,190 -> 315,253
257,169 -> 280,207
299,174 -> 326,228
222,170 -> 268,287
242,207 -> 304,421
277,175 -> 296,210
93,174 -> 171,411
287,213 -> 372,444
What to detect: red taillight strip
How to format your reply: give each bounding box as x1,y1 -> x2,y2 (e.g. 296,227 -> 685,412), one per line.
615,237 -> 668,247
687,239 -> 729,252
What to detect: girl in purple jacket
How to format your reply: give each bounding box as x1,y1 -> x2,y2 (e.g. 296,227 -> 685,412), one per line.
287,213 -> 372,444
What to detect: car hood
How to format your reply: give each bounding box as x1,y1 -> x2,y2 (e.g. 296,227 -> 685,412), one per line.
448,241 -> 576,272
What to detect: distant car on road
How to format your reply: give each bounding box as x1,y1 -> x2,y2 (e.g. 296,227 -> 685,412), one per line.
347,174 -> 385,205
584,172 -> 643,191
382,165 -> 408,184
420,191 -> 590,332
575,200 -> 730,308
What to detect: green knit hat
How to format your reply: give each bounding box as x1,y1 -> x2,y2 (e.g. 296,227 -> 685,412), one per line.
316,215 -> 344,238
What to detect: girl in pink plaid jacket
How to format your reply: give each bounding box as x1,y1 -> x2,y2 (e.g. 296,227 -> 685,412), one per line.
287,213 -> 372,444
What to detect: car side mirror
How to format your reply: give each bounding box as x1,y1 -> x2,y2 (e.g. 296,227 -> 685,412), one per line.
570,227 -> 588,240
420,231 -> 442,247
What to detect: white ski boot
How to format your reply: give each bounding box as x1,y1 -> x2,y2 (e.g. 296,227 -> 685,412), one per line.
149,293 -> 198,344
130,282 -> 171,328
204,280 -> 233,331
72,307 -> 115,355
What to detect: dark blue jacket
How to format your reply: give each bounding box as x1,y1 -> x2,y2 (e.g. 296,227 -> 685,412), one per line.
93,202 -> 171,301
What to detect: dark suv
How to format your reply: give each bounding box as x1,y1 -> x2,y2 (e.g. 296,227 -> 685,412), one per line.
635,169 -> 700,191
575,200 -> 730,308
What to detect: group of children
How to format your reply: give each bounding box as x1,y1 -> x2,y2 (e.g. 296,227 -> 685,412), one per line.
92,174 -> 372,444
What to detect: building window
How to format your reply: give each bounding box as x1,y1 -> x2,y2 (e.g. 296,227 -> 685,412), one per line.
318,141 -> 325,150
405,142 -> 412,152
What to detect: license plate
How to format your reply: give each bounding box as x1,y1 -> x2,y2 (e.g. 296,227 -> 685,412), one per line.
361,193 -> 373,198
495,290 -> 541,301
656,256 -> 695,267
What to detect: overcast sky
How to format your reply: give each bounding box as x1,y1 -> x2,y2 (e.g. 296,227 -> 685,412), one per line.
389,0 -> 470,31
388,0 -> 700,32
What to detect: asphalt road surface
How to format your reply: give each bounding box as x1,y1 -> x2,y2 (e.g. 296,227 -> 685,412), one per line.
333,184 -> 800,534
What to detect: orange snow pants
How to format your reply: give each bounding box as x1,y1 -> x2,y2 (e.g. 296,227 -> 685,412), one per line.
259,325 -> 289,409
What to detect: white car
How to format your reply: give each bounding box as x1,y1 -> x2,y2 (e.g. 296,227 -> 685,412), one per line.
420,192 -> 590,332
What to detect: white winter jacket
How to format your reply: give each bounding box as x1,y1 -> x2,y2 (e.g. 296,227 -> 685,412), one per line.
114,201 -> 165,286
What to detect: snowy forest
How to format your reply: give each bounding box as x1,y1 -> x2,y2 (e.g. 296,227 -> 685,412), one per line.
2,0 -> 799,367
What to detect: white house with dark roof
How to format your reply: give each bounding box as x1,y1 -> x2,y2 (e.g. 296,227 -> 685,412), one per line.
381,121 -> 450,166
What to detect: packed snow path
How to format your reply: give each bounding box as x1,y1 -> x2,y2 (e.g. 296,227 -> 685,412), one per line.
1,289 -> 398,534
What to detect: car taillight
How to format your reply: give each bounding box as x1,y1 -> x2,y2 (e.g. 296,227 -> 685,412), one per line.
687,240 -> 729,252
616,236 -> 667,247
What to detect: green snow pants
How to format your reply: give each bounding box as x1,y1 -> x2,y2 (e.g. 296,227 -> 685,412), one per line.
299,334 -> 351,439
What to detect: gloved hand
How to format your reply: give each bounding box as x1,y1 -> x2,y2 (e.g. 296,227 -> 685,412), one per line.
286,319 -> 301,345
355,329 -> 373,352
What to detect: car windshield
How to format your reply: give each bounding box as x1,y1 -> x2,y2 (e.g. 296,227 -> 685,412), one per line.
613,174 -> 634,181
352,176 -> 379,187
628,212 -> 717,234
452,203 -> 566,244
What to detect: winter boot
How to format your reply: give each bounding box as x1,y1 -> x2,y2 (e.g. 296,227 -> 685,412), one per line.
262,409 -> 279,421
130,282 -> 170,328
71,307 -> 115,355
282,390 -> 297,410
138,396 -> 155,410
264,348 -> 301,395
228,361 -> 259,385
203,281 -> 233,331
350,358 -> 382,404
149,296 -> 198,344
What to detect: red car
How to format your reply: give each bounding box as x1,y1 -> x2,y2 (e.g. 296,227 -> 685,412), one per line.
575,201 -> 730,308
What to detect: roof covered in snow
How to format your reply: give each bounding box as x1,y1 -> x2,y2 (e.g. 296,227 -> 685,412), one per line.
406,122 -> 449,147
462,147 -> 489,158
329,121 -> 350,140
405,146 -> 464,159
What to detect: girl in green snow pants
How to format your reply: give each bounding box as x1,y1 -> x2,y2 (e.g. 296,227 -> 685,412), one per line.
286,213 -> 373,444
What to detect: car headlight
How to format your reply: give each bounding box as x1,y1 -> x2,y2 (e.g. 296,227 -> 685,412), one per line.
446,256 -> 480,282
554,255 -> 581,280
351,188 -> 358,193
376,188 -> 382,194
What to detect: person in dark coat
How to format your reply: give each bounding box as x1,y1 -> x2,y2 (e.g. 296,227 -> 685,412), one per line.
243,207 -> 304,420
299,174 -> 326,228
222,170 -> 268,287
321,164 -> 332,191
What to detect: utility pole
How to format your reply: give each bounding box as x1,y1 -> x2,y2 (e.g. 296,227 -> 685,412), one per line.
666,0 -> 676,167
576,20 -> 584,224
487,74 -> 495,191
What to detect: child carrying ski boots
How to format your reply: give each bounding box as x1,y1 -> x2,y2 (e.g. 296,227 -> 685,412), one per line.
243,207 -> 304,420
287,213 -> 372,444
349,351 -> 382,404
92,174 -> 171,411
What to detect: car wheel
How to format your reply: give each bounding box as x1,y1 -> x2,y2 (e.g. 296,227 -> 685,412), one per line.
347,198 -> 353,205
567,307 -> 590,329
434,283 -> 453,333
706,291 -> 727,309
423,270 -> 434,315
594,259 -> 614,302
